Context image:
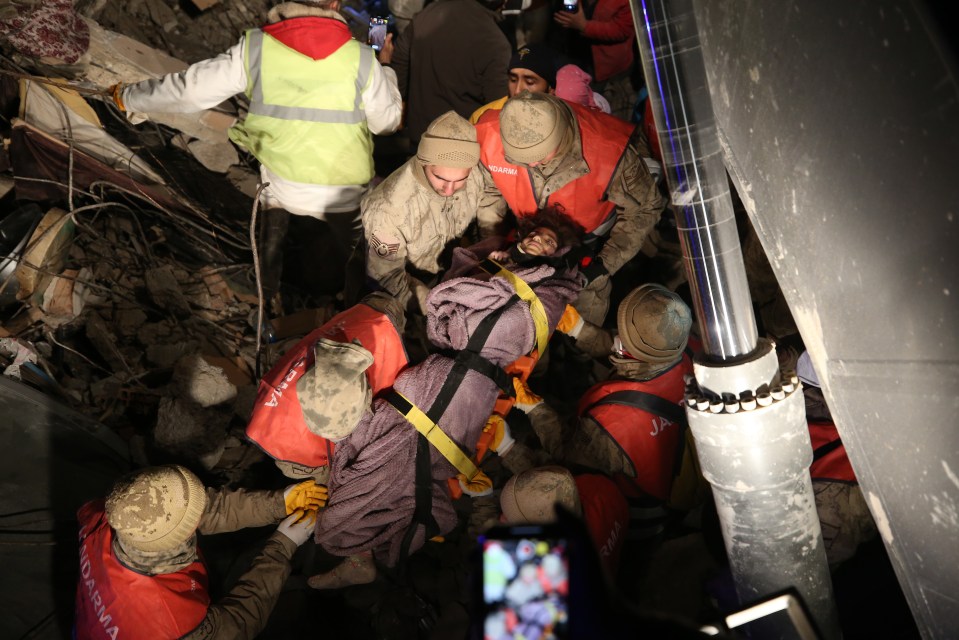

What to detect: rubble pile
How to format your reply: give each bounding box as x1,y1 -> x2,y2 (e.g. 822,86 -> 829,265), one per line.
0,153 -> 264,452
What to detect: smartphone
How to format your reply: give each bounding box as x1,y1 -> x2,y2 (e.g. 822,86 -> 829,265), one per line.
476,525 -> 571,639
563,0 -> 579,11
368,16 -> 388,51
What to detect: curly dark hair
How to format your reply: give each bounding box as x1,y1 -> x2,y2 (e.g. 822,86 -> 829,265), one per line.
516,206 -> 585,250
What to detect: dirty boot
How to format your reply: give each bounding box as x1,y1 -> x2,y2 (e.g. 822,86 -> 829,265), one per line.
307,552 -> 376,589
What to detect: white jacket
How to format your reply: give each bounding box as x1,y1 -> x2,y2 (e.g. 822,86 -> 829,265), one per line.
123,9 -> 402,217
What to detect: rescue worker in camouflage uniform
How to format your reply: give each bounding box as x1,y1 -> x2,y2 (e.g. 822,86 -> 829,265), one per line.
75,465 -> 326,639
475,92 -> 666,324
359,111 -> 484,320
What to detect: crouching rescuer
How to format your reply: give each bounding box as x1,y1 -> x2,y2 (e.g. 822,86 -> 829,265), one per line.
74,465 -> 325,639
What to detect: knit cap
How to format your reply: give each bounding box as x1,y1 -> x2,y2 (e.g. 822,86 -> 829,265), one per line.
617,284 -> 692,364
500,466 -> 582,524
297,338 -> 374,441
499,92 -> 570,165
105,465 -> 207,552
509,43 -> 557,89
416,111 -> 480,168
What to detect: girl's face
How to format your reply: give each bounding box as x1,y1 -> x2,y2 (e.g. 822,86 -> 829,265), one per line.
519,227 -> 560,256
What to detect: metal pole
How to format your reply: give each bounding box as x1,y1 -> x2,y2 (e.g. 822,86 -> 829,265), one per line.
631,1 -> 841,637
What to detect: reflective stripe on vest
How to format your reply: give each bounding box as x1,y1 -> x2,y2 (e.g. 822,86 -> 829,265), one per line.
74,500 -> 210,640
245,304 -> 407,467
476,101 -> 634,233
230,27 -> 375,185
246,28 -> 372,124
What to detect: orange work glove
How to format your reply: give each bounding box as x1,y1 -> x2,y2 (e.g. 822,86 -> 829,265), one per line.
512,378 -> 544,414
457,471 -> 494,497
108,83 -> 126,111
283,480 -> 328,513
484,414 -> 515,456
556,304 -> 584,338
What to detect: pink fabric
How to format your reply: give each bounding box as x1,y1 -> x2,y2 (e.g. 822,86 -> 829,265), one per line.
555,64 -> 599,110
0,0 -> 89,63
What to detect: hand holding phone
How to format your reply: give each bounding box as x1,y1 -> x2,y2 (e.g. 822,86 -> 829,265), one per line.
368,16 -> 388,51
554,0 -> 587,31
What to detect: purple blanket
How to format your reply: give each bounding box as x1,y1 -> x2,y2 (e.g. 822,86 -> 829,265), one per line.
316,354 -> 500,566
427,260 -> 581,366
316,260 -> 581,566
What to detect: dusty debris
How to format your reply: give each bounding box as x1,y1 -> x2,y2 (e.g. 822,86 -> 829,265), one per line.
15,207 -> 74,301
145,265 -> 191,318
188,0 -> 222,12
173,353 -> 237,408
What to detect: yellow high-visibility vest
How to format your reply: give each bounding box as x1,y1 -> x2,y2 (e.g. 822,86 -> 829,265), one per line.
229,28 -> 375,185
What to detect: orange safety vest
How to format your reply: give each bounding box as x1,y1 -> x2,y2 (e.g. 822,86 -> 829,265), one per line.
577,355 -> 693,501
475,101 -> 635,233
809,420 -> 856,483
575,474 -> 629,575
245,303 -> 408,467
74,500 -> 210,640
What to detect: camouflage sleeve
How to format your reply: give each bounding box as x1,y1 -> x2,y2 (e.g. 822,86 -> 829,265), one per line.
181,533 -> 297,640
501,441 -> 556,475
362,209 -> 414,310
197,488 -> 285,535
573,321 -> 615,360
526,403 -> 571,462
598,144 -> 666,275
475,163 -> 509,239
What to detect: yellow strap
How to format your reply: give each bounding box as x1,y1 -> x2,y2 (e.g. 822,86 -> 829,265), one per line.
388,391 -> 482,481
485,259 -> 550,357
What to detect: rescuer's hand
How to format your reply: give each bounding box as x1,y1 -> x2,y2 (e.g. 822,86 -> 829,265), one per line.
108,83 -> 125,111
555,304 -> 584,338
512,378 -> 544,414
284,480 -> 328,514
485,414 -> 515,456
457,472 -> 494,497
276,509 -> 317,546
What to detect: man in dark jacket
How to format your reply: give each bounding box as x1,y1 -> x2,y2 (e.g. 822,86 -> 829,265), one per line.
390,0 -> 512,144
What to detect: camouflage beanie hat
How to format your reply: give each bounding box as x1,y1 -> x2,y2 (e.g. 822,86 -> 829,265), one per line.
417,111 -> 480,168
500,92 -> 570,165
500,466 -> 582,524
106,465 -> 207,552
617,284 -> 692,364
297,338 -> 374,441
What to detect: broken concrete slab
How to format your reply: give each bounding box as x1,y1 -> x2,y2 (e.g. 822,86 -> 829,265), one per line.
188,0 -> 221,11
154,394 -> 231,465
145,340 -> 198,369
144,265 -> 191,317
84,312 -> 131,373
173,353 -> 236,408
115,307 -> 148,337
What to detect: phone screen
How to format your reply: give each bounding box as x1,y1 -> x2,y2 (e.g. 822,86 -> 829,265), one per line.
482,536 -> 570,639
368,17 -> 387,51
563,0 -> 578,11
